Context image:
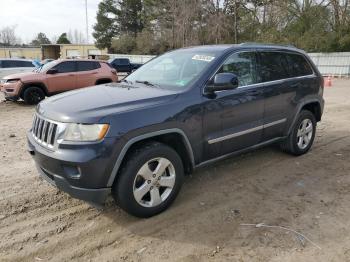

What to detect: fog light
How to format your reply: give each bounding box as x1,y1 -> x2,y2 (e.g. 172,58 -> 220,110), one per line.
63,165 -> 82,179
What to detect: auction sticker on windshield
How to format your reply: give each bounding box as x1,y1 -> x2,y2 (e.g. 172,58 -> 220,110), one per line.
192,55 -> 215,62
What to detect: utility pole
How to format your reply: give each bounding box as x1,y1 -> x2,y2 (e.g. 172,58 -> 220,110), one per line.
85,0 -> 89,43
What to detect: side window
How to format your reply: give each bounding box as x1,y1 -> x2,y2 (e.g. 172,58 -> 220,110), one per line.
258,52 -> 290,82
77,61 -> 99,71
118,59 -> 129,65
53,61 -> 76,73
16,61 -> 34,67
2,60 -> 18,68
286,53 -> 313,77
218,52 -> 257,87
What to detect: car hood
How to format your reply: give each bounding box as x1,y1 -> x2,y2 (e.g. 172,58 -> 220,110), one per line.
37,83 -> 179,123
3,71 -> 37,80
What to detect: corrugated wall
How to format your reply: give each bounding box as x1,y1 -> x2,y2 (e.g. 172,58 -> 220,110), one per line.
307,52 -> 350,77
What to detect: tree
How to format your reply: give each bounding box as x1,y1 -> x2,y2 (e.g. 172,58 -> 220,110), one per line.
57,33 -> 71,44
117,0 -> 144,37
30,32 -> 51,46
0,25 -> 20,46
93,0 -> 119,49
92,0 -> 350,54
68,29 -> 86,44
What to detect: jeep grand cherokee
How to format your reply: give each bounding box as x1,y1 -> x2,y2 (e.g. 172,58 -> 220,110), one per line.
27,43 -> 324,217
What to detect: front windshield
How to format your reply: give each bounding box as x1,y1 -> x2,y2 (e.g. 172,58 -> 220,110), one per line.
125,50 -> 219,90
35,60 -> 58,73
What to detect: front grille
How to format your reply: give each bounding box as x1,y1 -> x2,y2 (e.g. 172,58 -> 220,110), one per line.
32,114 -> 58,149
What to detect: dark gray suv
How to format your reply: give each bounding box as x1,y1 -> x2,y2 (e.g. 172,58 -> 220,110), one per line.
27,43 -> 324,217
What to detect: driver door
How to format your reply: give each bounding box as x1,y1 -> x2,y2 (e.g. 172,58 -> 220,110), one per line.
202,51 -> 265,160
46,61 -> 77,93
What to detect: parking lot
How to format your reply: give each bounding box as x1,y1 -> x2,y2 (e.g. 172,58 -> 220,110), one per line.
0,79 -> 350,261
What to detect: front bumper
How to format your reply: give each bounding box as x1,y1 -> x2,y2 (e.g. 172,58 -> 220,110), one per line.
27,131 -> 118,204
35,163 -> 110,203
1,81 -> 22,98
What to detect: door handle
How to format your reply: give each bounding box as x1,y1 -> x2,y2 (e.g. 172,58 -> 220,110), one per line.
68,74 -> 75,76
250,90 -> 261,96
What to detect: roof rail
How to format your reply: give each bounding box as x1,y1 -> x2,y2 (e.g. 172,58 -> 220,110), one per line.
240,42 -> 296,48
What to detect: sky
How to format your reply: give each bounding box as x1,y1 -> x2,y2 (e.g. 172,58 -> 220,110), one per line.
0,0 -> 102,44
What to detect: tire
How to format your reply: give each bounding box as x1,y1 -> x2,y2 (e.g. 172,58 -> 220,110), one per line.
23,86 -> 45,105
280,110 -> 316,156
112,142 -> 184,218
96,79 -> 112,85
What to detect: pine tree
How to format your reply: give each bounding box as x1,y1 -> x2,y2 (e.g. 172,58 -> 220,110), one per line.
57,33 -> 71,44
93,0 -> 119,50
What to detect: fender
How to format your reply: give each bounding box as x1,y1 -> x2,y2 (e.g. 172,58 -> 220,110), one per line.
20,82 -> 49,96
287,97 -> 324,135
107,128 -> 195,187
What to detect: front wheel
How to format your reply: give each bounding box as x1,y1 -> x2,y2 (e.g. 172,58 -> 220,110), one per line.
112,142 -> 184,218
23,86 -> 45,105
280,110 -> 316,156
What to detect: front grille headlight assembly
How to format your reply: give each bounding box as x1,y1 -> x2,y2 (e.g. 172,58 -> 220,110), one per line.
63,124 -> 109,142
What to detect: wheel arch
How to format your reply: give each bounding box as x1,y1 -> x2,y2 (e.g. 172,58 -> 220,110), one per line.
95,78 -> 112,85
20,82 -> 48,98
287,99 -> 323,135
107,129 -> 195,187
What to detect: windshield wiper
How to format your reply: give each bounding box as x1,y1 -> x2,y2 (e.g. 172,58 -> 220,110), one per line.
135,80 -> 156,87
120,79 -> 133,84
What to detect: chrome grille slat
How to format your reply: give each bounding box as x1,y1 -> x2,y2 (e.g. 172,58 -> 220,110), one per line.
47,122 -> 54,145
42,121 -> 49,143
31,114 -> 59,149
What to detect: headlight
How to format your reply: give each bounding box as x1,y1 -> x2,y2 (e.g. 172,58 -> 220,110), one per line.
63,124 -> 109,142
0,79 -> 7,84
6,78 -> 20,83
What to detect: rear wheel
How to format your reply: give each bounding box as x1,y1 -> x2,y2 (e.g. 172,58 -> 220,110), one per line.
280,110 -> 316,155
112,142 -> 184,218
23,86 -> 45,105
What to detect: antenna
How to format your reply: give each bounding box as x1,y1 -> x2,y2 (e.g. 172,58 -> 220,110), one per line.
85,0 -> 89,44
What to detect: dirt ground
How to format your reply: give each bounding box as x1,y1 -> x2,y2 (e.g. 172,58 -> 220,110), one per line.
0,79 -> 350,262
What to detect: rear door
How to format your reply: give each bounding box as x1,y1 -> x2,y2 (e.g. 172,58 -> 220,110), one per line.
46,61 -> 77,93
257,51 -> 291,141
76,61 -> 101,88
202,51 -> 265,160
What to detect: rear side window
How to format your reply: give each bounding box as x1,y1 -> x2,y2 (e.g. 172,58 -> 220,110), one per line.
286,53 -> 313,77
218,52 -> 257,87
53,61 -> 76,73
77,61 -> 100,71
258,52 -> 290,82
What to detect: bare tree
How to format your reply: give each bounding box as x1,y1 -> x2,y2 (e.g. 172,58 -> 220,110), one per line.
0,25 -> 20,46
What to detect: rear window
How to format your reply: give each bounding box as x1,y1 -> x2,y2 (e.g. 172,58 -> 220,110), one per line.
77,61 -> 100,71
258,52 -> 290,82
286,53 -> 313,77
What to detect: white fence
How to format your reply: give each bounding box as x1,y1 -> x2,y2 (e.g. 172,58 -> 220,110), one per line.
308,52 -> 350,77
109,52 -> 350,77
108,54 -> 155,64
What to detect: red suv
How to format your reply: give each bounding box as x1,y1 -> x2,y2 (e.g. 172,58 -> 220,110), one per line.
0,59 -> 118,104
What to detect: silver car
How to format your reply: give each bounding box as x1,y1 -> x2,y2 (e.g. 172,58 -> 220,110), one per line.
0,58 -> 36,78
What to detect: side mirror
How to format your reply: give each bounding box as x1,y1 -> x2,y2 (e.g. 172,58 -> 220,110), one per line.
205,73 -> 239,93
47,69 -> 58,74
